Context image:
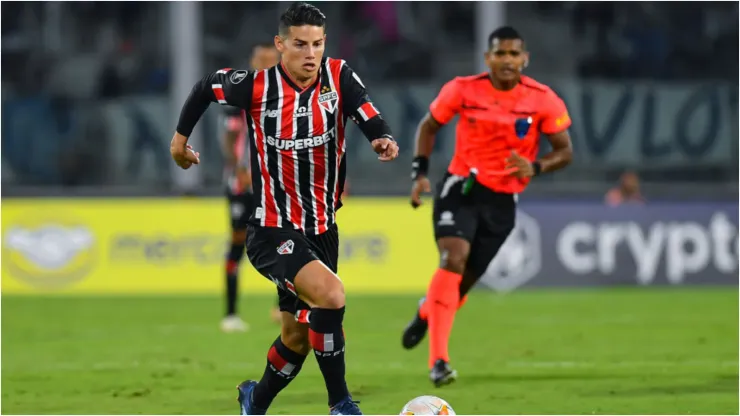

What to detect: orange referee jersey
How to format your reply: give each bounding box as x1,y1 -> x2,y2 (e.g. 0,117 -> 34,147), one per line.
429,73 -> 571,194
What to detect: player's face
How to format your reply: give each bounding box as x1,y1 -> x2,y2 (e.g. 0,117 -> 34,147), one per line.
485,39 -> 528,83
275,25 -> 326,81
250,47 -> 280,71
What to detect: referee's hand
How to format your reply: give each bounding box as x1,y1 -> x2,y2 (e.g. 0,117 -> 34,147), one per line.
410,176 -> 431,208
372,138 -> 399,162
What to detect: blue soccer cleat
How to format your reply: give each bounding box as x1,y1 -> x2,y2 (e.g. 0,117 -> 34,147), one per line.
236,380 -> 267,415
329,397 -> 363,415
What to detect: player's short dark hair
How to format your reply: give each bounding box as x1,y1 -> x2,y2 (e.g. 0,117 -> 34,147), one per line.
487,26 -> 525,50
279,2 -> 326,37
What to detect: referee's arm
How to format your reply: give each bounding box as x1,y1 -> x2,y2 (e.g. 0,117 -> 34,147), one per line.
339,62 -> 394,144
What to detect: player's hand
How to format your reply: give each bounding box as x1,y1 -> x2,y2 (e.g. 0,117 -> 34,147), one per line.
505,150 -> 533,178
170,132 -> 200,169
372,138 -> 399,162
410,176 -> 431,209
174,145 -> 200,169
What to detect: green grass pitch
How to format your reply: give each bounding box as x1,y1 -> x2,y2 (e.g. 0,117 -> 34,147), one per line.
2,288 -> 737,414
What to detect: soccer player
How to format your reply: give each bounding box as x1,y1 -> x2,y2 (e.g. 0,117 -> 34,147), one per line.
221,42 -> 281,333
402,26 -> 573,387
170,3 -> 399,415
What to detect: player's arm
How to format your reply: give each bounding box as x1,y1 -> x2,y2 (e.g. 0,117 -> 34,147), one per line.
535,91 -> 573,175
171,69 -> 253,169
339,62 -> 398,161
410,78 -> 462,207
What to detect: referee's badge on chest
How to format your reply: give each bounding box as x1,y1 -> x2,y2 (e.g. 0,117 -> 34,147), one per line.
319,85 -> 339,114
514,116 -> 533,139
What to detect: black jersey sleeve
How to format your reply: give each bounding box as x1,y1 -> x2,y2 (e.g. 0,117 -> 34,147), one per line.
338,62 -> 394,143
176,68 -> 254,137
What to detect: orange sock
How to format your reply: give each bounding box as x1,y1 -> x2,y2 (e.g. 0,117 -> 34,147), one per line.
419,294 -> 468,320
425,268 -> 463,369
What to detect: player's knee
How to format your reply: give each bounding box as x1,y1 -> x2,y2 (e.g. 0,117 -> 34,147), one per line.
281,326 -> 311,355
440,249 -> 469,274
325,287 -> 346,309
310,272 -> 345,309
316,281 -> 345,309
294,261 -> 345,309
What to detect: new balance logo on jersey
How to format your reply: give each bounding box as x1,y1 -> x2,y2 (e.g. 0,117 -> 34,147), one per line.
265,109 -> 280,118
277,240 -> 294,255
266,129 -> 336,151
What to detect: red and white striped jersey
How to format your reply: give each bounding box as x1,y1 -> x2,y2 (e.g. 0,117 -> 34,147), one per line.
182,57 -> 391,235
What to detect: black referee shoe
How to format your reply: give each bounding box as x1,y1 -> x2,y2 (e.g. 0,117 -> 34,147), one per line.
430,359 -> 458,388
402,297 -> 428,350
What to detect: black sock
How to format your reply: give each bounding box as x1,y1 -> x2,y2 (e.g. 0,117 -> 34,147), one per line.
309,307 -> 349,407
225,243 -> 245,316
252,336 -> 307,409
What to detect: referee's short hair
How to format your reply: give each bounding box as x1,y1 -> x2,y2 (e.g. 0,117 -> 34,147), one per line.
279,2 -> 326,36
488,26 -> 525,50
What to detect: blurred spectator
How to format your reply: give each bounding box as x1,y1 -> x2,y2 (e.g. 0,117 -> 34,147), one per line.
605,171 -> 646,207
359,2 -> 400,43
570,2 -> 737,80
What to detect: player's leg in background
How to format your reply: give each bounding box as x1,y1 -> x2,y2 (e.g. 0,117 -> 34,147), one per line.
222,228 -> 247,331
222,192 -> 249,332
249,294 -> 310,411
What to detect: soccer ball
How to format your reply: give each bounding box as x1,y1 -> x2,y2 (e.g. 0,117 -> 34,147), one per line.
400,395 -> 455,415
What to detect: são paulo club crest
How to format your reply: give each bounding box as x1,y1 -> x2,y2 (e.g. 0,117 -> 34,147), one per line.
277,240 -> 294,255
318,85 -> 338,114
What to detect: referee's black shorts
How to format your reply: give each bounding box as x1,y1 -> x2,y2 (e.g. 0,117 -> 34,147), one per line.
245,223 -> 339,320
432,172 -> 516,278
